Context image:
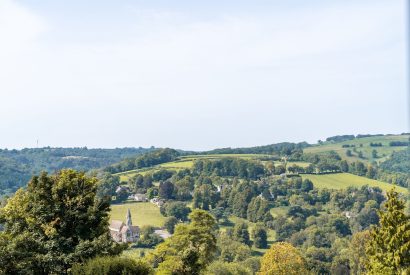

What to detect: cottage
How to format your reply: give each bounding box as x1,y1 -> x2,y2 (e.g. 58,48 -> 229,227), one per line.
150,197 -> 165,207
132,193 -> 148,202
115,186 -> 130,194
109,209 -> 140,243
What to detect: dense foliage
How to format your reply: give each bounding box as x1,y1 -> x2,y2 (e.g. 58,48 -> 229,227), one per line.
72,256 -> 152,275
198,142 -> 309,156
366,189 -> 410,274
0,147 -> 151,195
104,148 -> 180,174
0,170 -> 123,274
258,242 -> 308,274
192,158 -> 266,179
380,148 -> 410,174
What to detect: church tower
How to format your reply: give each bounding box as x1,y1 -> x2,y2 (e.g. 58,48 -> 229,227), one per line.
126,208 -> 132,227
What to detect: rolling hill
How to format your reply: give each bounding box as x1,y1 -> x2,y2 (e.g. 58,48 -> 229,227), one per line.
304,134 -> 409,163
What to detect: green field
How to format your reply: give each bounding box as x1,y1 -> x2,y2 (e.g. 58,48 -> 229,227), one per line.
304,134 -> 409,163
110,201 -> 166,227
301,173 -> 407,193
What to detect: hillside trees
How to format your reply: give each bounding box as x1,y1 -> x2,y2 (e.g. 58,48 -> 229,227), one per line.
0,170 -> 122,274
105,148 -> 179,174
233,222 -> 251,246
192,158 -> 266,179
193,183 -> 219,210
160,201 -> 191,221
252,225 -> 268,249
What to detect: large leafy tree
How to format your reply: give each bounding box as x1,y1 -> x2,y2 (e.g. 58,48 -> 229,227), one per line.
147,209 -> 217,274
366,189 -> 410,274
0,170 -> 122,274
258,242 -> 308,275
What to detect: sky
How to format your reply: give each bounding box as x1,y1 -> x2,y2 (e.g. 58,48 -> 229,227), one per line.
0,0 -> 408,151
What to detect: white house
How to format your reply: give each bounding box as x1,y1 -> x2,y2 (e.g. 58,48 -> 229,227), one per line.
128,193 -> 148,202
150,197 -> 165,207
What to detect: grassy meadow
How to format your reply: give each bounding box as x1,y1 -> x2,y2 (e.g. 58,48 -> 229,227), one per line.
304,134 -> 409,163
301,173 -> 407,193
110,201 -> 166,227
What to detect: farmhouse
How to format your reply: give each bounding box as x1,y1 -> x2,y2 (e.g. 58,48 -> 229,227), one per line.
150,197 -> 165,207
109,209 -> 140,243
115,186 -> 130,194
130,193 -> 148,202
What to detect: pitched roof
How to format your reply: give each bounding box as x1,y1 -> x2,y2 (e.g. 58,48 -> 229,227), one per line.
109,220 -> 124,231
120,225 -> 140,234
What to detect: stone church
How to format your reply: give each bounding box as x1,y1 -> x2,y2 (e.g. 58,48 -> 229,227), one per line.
109,209 -> 140,243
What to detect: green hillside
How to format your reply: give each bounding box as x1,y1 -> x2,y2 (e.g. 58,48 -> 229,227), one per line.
304,134 -> 409,163
301,173 -> 407,193
115,153 -> 271,181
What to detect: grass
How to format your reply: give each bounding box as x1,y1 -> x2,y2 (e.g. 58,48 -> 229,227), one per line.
301,173 -> 407,193
270,206 -> 289,217
304,134 -> 410,163
110,201 -> 166,227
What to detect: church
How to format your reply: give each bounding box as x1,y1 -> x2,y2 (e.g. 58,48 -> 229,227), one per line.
109,209 -> 140,243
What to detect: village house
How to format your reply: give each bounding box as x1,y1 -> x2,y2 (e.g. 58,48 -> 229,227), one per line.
109,209 -> 140,243
115,185 -> 130,194
130,193 -> 148,202
150,197 -> 165,207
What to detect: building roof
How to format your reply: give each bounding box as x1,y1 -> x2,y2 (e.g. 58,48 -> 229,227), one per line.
109,220 -> 124,231
120,225 -> 140,234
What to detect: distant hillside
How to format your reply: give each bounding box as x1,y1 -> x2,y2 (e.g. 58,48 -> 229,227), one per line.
198,142 -> 310,156
305,134 -> 410,163
380,148 -> 410,174
0,147 -> 153,195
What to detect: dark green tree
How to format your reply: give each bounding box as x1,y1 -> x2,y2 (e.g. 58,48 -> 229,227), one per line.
161,201 -> 191,221
251,224 -> 268,249
366,189 -> 410,274
163,216 -> 179,234
233,222 -> 251,246
0,170 -> 122,274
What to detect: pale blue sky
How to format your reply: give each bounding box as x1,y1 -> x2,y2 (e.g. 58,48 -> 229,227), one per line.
0,0 -> 408,150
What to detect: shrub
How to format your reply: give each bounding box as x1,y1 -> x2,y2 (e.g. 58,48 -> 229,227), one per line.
71,256 -> 152,275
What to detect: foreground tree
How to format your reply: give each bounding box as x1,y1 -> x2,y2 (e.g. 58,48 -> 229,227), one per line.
147,209 -> 217,274
258,242 -> 308,275
0,170 -> 122,274
366,189 -> 410,274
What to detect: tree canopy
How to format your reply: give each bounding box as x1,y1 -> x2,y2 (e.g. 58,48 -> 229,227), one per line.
0,169 -> 122,274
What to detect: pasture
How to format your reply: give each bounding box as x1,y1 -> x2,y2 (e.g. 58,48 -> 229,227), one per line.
301,173 -> 407,193
110,201 -> 166,227
304,134 -> 409,163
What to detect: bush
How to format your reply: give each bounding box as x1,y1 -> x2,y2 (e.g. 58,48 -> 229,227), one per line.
71,256 -> 152,275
